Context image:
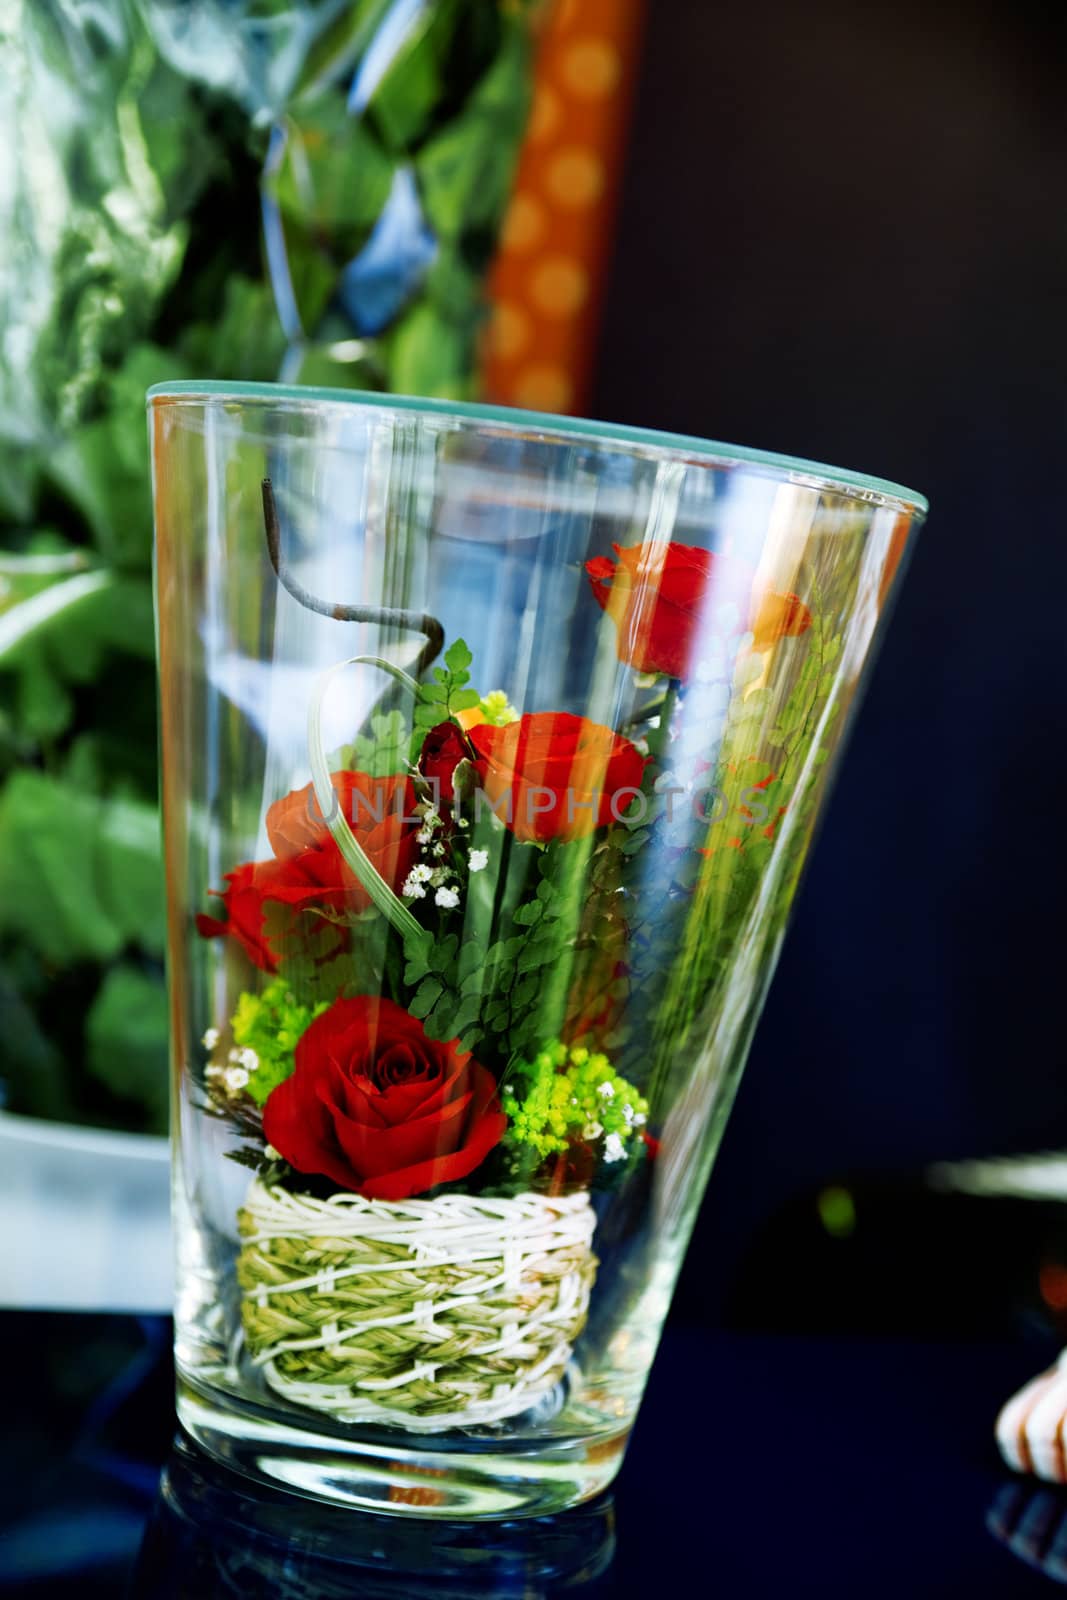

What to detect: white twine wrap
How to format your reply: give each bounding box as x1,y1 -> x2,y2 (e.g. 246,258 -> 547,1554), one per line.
237,1180 -> 598,1430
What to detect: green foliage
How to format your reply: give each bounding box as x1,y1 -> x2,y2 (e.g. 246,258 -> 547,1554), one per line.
0,1 -> 196,454
767,610 -> 843,769
266,0 -> 536,396
0,764 -> 166,1131
175,276 -> 286,384
637,595 -> 849,1106
0,560 -> 154,743
415,5 -> 533,258
0,770 -> 164,966
395,824 -> 605,1072
86,964 -> 170,1128
265,91 -> 395,331
0,7 -> 539,1131
349,709 -> 409,776
409,635 -> 480,756
372,0 -> 476,151
0,951 -> 76,1122
229,978 -> 331,1108
385,302 -> 473,401
588,605 -> 848,1102
270,97 -> 395,255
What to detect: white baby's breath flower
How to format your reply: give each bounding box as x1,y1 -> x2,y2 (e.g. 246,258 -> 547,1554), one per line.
402,864 -> 434,897
468,848 -> 489,873
205,1064 -> 222,1080
597,1081 -> 616,1101
457,817 -> 469,829
435,886 -> 460,909
603,1133 -> 625,1163
633,1112 -> 647,1126
583,1120 -> 603,1141
416,829 -> 433,845
432,842 -> 445,857
235,1047 -> 259,1072
263,1143 -> 282,1162
223,1066 -> 249,1093
201,1027 -> 219,1050
622,1103 -> 634,1124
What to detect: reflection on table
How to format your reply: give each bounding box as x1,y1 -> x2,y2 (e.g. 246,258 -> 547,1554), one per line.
133,1436 -> 615,1598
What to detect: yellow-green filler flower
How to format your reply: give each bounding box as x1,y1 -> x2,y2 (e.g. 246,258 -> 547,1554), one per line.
501,1040 -> 648,1169
227,979 -> 330,1107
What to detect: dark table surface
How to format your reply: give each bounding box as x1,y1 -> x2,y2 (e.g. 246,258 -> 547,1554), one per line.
1,1311 -> 1065,1598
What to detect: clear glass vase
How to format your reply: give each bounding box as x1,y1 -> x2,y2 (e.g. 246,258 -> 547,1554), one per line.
150,381 -> 925,1516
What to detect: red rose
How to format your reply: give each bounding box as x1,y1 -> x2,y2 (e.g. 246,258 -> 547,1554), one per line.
418,720 -> 471,806
262,996 -> 506,1200
197,771 -> 418,971
586,542 -> 811,678
468,712 -> 647,844
196,858 -> 350,974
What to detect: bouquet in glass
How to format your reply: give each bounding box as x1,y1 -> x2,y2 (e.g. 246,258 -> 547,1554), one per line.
153,384 -> 923,1514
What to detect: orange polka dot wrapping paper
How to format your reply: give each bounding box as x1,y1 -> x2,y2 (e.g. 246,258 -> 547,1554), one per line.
482,0 -> 647,415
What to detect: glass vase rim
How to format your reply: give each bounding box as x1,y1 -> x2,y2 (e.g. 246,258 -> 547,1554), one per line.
147,380 -> 928,516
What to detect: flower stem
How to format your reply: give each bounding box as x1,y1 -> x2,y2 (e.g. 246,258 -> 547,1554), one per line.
643,679 -> 680,769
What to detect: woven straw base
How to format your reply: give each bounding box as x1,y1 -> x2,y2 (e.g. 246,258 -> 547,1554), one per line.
237,1180 -> 598,1430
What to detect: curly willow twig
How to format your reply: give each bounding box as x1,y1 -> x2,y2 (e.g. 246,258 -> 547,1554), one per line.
261,478 -> 444,680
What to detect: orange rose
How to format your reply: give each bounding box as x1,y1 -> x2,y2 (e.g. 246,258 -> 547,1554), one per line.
468,713 -> 647,844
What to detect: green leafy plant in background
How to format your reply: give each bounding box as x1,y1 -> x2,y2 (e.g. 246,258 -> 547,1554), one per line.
0,0 -> 539,1131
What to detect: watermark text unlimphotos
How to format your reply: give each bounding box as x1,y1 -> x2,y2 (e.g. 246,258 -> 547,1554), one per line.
307,779 -> 779,831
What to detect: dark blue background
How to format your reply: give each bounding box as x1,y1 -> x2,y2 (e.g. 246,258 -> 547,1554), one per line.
592,0 -> 1067,1321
